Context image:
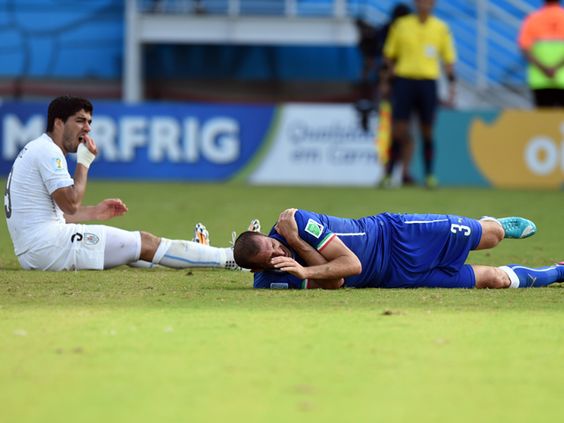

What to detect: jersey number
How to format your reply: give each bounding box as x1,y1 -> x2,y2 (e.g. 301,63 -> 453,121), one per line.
450,223 -> 471,236
4,170 -> 13,219
5,147 -> 28,219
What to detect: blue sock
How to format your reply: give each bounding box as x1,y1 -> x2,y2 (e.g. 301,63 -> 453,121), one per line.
500,264 -> 564,288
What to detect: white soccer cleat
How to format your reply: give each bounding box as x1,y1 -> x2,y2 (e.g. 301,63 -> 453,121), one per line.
226,219 -> 260,272
248,218 -> 261,233
192,222 -> 210,246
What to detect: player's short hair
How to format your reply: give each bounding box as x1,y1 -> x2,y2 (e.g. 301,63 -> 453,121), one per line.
233,231 -> 264,269
47,95 -> 93,132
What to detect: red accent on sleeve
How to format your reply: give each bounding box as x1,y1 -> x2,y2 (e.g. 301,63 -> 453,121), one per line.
318,233 -> 337,252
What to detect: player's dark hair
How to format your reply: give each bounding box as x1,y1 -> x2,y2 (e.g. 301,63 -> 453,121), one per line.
46,95 -> 93,132
233,231 -> 264,269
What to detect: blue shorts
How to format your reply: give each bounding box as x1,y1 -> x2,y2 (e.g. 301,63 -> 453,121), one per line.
392,77 -> 438,125
381,213 -> 482,288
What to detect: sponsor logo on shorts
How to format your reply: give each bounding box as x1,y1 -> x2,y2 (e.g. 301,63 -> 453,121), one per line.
305,219 -> 323,238
270,282 -> 289,289
84,233 -> 100,245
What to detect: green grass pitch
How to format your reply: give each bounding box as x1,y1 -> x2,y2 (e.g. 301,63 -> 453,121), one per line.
1,182 -> 563,422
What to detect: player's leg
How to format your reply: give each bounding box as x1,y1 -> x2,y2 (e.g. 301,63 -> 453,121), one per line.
478,216 -> 536,244
474,219 -> 505,250
129,222 -> 210,268
130,220 -> 259,270
103,227 -> 142,268
384,264 -> 476,288
472,265 -> 511,288
384,214 -> 482,286
390,77 -> 415,185
141,232 -> 239,269
103,225 -> 238,270
394,119 -> 414,185
415,79 -> 438,188
420,121 -> 436,188
395,263 -> 564,289
382,138 -> 400,180
474,263 -> 564,288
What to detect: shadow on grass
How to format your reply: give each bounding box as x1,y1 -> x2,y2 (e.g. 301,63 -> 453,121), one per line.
1,267 -> 563,312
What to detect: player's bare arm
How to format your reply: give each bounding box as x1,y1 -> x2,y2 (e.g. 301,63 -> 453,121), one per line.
275,208 -> 328,266
64,199 -> 128,223
52,134 -> 97,215
276,208 -> 330,265
271,238 -> 361,289
273,208 -> 361,289
272,235 -> 361,290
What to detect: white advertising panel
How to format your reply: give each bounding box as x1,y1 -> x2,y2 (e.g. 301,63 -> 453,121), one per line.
248,104 -> 383,186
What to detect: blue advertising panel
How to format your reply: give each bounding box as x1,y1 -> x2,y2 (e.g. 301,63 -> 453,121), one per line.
0,101 -> 276,181
4,101 -> 560,188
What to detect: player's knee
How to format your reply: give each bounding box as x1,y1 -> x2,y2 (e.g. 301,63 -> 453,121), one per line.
477,267 -> 509,289
139,231 -> 161,261
491,223 -> 505,244
478,222 -> 504,249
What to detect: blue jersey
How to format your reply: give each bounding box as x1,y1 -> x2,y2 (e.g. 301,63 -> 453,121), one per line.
253,210 -> 482,289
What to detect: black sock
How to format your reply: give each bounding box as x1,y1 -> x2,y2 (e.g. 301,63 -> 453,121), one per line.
423,136 -> 434,176
386,138 -> 401,176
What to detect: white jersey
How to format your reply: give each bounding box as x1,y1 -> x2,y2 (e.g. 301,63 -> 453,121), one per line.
4,133 -> 74,256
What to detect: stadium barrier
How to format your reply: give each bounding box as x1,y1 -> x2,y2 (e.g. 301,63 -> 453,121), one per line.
0,101 -> 562,188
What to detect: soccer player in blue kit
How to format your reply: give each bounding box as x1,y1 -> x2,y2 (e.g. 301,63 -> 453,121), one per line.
233,209 -> 564,290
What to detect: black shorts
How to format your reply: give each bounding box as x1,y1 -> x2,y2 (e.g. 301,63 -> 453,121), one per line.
392,77 -> 438,125
533,88 -> 564,108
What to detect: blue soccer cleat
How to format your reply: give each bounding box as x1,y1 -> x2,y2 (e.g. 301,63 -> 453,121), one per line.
498,217 -> 537,239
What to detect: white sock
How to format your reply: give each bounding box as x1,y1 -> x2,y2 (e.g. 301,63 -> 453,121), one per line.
498,266 -> 520,288
128,260 -> 158,269
152,238 -> 231,269
479,216 -> 502,228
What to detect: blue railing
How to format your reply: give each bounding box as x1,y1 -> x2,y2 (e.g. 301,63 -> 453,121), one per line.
140,0 -> 537,88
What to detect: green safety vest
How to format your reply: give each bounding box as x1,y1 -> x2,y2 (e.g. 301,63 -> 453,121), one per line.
528,40 -> 564,88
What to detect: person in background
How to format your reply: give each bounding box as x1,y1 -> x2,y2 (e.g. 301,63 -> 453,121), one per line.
354,3 -> 411,131
379,0 -> 456,189
518,0 -> 564,108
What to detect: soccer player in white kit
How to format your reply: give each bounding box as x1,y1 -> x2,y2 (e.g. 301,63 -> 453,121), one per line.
4,96 -> 239,271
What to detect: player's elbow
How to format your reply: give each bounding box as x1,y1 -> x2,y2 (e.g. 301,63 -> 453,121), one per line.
60,201 -> 79,215
52,187 -> 81,215
350,256 -> 362,275
315,278 -> 344,290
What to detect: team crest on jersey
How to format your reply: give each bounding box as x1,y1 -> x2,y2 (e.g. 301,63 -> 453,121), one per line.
52,157 -> 65,172
305,219 -> 323,238
84,233 -> 100,245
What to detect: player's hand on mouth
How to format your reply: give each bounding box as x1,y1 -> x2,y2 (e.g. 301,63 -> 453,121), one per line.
81,133 -> 98,155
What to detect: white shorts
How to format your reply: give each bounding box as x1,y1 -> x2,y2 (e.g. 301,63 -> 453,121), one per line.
18,224 -> 141,271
